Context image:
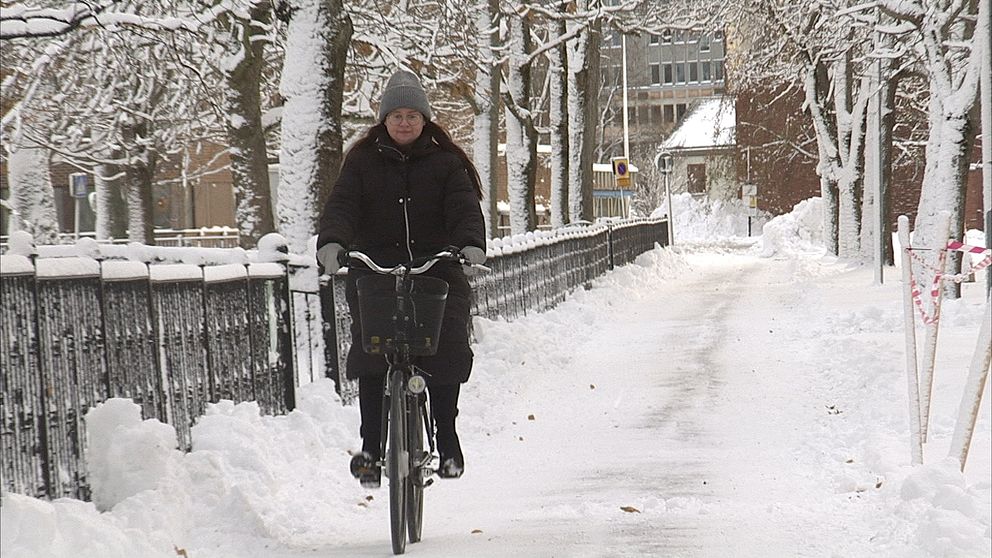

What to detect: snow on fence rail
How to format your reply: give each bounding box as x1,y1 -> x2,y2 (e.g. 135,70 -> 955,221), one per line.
0,218 -> 667,501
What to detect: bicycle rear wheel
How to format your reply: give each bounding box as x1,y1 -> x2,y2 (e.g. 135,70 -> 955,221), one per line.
388,370 -> 409,555
406,394 -> 425,543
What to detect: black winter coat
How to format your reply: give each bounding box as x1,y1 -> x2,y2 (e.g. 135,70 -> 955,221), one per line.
317,128 -> 486,384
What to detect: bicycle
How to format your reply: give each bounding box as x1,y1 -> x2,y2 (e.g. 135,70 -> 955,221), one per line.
343,248 -> 486,555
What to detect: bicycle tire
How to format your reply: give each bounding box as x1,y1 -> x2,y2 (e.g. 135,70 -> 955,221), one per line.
388,370 -> 408,555
406,393 -> 425,543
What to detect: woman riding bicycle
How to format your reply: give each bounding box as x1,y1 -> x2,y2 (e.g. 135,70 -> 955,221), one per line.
316,69 -> 486,488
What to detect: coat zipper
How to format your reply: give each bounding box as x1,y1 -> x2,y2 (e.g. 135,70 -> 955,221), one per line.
380,142 -> 415,261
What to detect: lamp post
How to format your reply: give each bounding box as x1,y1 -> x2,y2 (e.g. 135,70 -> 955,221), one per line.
655,151 -> 675,247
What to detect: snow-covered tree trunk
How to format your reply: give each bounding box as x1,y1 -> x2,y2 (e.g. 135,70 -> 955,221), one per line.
832,49 -> 869,260
121,119 -> 157,244
276,0 -> 352,254
805,62 -> 840,254
502,13 -> 537,234
6,142 -> 59,244
548,14 -> 569,230
94,160 -> 128,240
472,0 -> 501,238
566,5 -> 601,223
220,2 -> 276,249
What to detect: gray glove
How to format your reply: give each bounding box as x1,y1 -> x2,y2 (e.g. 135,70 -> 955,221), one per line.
460,246 -> 486,265
316,242 -> 345,274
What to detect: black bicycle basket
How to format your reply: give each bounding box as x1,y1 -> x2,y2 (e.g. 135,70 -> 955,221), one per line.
356,274 -> 449,356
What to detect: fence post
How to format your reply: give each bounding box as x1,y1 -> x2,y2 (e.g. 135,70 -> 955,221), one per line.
280,262 -> 297,411
948,295 -> 992,471
319,273 -> 341,387
607,224 -> 615,270
145,262 -> 168,424
199,264 -> 215,402
898,215 -> 924,465
27,251 -> 54,499
919,212 -> 951,442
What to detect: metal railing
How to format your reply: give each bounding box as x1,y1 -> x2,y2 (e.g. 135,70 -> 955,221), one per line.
0,256 -> 295,500
0,227 -> 241,252
0,218 -> 667,500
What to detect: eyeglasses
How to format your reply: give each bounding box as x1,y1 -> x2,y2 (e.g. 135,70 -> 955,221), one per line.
386,112 -> 424,125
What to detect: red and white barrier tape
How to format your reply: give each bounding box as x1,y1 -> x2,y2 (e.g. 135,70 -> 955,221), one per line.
945,240 -> 991,255
907,249 -> 946,325
906,240 -> 992,284
905,239 -> 990,325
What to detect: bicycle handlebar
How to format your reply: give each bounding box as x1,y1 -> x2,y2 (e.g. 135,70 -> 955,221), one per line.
342,249 -> 490,276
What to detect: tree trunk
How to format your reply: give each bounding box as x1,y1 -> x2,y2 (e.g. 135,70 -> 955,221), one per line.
567,9 -> 601,223
222,2 -> 276,249
503,14 -> 537,234
915,109 -> 977,298
124,143 -> 156,245
548,15 -> 569,229
94,159 -> 128,240
277,0 -> 352,254
7,142 -> 60,244
472,0 -> 501,238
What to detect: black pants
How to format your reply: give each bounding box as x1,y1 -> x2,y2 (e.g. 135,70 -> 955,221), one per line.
358,375 -> 463,462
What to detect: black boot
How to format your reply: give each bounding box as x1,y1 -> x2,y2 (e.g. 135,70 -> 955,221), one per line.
430,383 -> 464,479
350,451 -> 381,488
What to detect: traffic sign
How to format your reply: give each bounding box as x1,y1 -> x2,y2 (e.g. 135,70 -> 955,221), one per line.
70,173 -> 89,198
742,183 -> 758,216
611,156 -> 631,188
654,151 -> 674,174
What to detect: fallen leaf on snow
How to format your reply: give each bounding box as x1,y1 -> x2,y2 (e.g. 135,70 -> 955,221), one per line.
620,506 -> 640,513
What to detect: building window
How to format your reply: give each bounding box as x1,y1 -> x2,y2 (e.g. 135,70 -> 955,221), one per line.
700,34 -> 711,52
663,63 -> 673,84
675,63 -> 685,83
674,30 -> 686,43
689,62 -> 699,82
676,103 -> 687,121
638,106 -> 650,124
713,60 -> 724,81
662,29 -> 672,44
687,164 -> 706,193
612,33 -> 623,47
702,62 -> 711,82
628,106 -> 636,123
649,34 -> 659,45
663,104 -> 674,123
651,105 -> 662,123
650,63 -> 660,85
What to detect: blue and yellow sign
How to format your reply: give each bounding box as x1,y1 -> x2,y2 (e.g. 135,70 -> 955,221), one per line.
611,157 -> 631,188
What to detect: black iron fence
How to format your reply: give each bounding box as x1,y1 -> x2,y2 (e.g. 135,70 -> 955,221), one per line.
0,218 -> 667,501
0,256 -> 295,500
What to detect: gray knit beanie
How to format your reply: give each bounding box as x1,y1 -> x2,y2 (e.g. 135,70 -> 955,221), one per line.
377,70 -> 433,122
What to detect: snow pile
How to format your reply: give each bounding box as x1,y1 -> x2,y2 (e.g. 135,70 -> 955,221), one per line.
85,400 -> 183,512
759,196 -> 825,257
650,192 -> 769,245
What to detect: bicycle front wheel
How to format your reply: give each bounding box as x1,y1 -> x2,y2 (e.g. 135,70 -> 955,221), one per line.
407,393 -> 426,543
388,370 -> 409,555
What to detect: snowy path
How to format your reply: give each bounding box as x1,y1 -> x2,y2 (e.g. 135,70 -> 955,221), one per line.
5,246 -> 988,558
315,252 -> 880,557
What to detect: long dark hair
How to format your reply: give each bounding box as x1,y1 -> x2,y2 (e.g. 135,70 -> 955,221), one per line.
344,121 -> 484,201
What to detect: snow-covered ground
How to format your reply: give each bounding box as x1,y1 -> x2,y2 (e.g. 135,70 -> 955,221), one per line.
2,196 -> 989,557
